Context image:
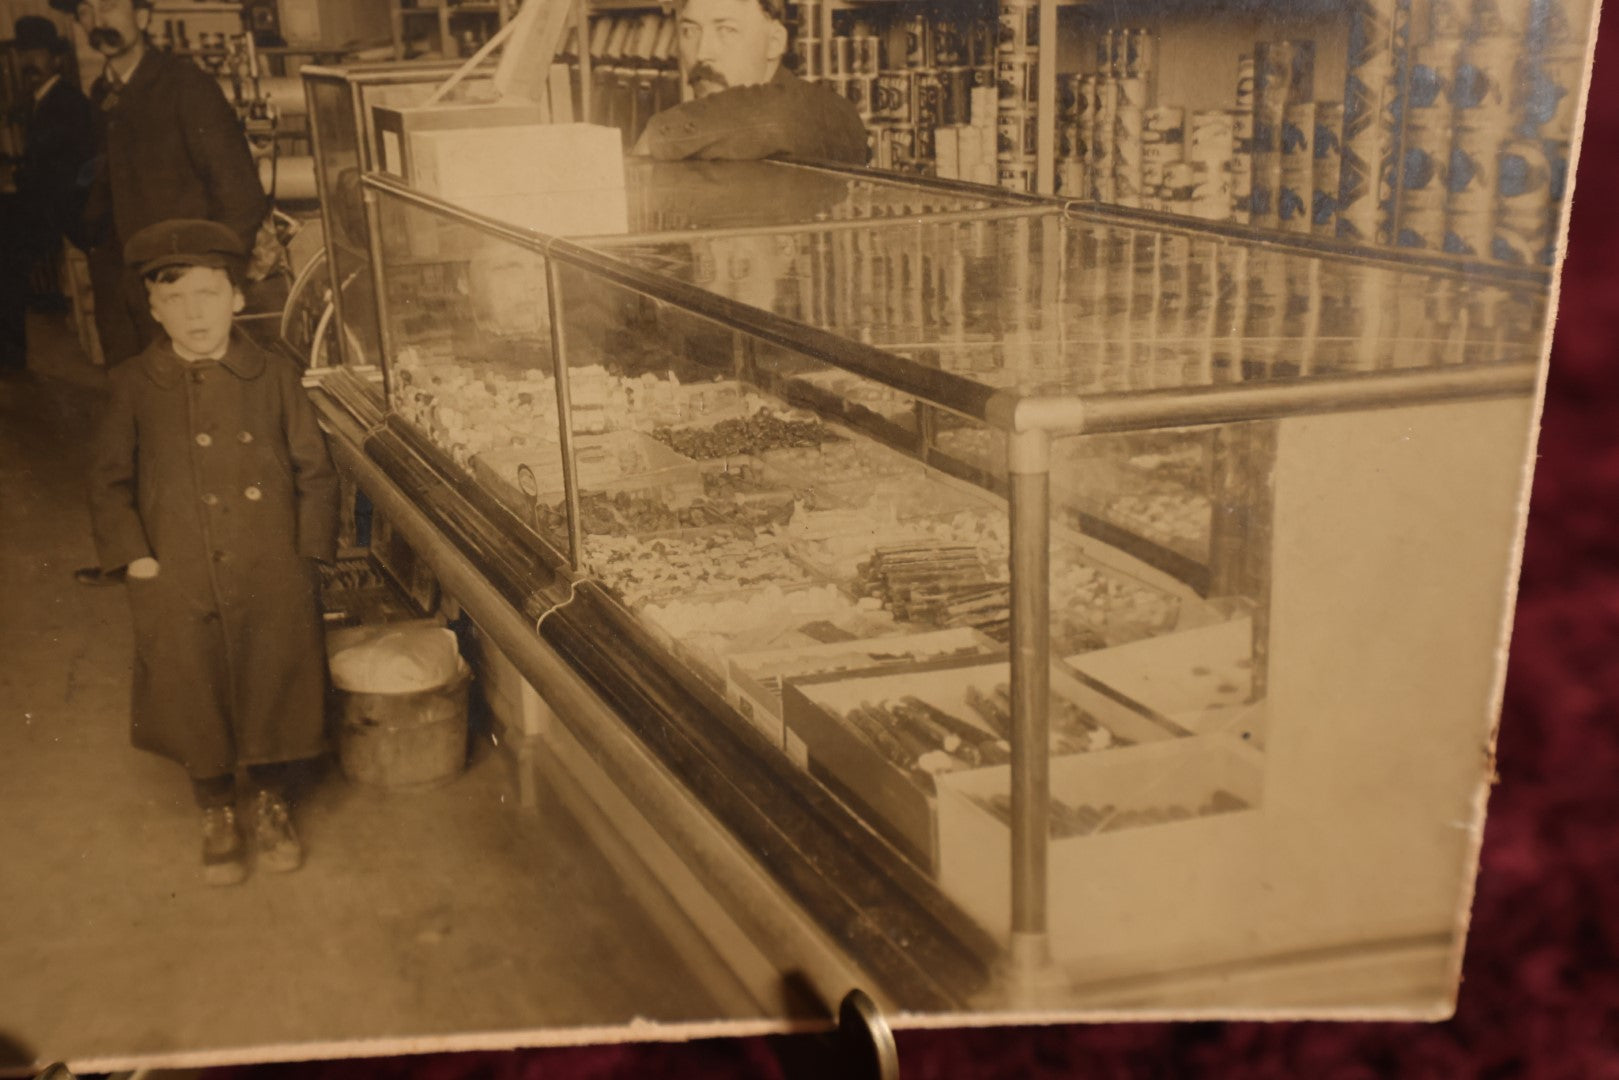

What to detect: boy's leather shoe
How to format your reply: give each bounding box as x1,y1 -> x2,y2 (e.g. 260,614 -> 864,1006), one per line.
202,805 -> 247,886
253,789 -> 302,873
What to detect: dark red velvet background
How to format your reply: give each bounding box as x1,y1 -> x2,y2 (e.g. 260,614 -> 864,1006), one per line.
210,14 -> 1619,1077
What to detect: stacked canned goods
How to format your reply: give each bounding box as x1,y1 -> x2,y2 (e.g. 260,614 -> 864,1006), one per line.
1391,42 -> 1454,251
1250,40 -> 1313,229
994,0 -> 1041,192
1055,74 -> 1089,198
1086,27 -> 1159,207
1311,103 -> 1344,235
1491,0 -> 1588,265
833,11 -> 998,180
1229,54 -> 1256,223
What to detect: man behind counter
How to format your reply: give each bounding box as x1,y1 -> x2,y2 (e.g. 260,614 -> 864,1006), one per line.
631,0 -> 867,164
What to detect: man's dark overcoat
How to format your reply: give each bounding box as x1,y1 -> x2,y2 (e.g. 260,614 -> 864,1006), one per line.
81,48 -> 267,365
88,332 -> 338,775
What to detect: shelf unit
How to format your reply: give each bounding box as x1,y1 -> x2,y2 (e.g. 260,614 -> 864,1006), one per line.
390,0 -> 519,59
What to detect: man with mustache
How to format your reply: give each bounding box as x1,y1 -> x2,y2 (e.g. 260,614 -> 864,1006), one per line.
630,0 -> 866,163
67,0 -> 266,370
0,15 -> 94,377
63,0 -> 267,587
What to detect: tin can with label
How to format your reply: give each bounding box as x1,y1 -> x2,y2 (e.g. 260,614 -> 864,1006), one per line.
873,70 -> 916,123
1124,28 -> 1156,88
845,74 -> 876,117
915,69 -> 943,127
792,37 -> 823,79
1141,137 -> 1181,188
1115,76 -> 1147,109
998,161 -> 1035,192
932,21 -> 968,67
997,109 -> 1037,158
1059,122 -> 1088,160
998,2 -> 1037,54
904,13 -> 932,68
1395,201 -> 1446,250
1100,28 -> 1125,78
1236,54 -> 1256,111
791,0 -> 819,40
1189,109 -> 1235,165
1191,165 -> 1230,220
850,33 -> 881,75
1518,48 -> 1585,142
828,36 -> 852,77
1492,137 -> 1555,264
915,123 -> 935,162
824,74 -> 849,104
940,67 -> 972,124
1279,102 -> 1316,231
1445,122 -> 1498,215
998,56 -> 1033,108
886,122 -> 918,162
1058,74 -> 1082,121
1056,159 -> 1088,197
1312,102 -> 1344,235
968,18 -> 997,67
1145,106 -> 1184,144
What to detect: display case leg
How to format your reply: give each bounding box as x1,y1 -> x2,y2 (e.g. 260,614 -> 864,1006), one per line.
1003,428 -> 1070,1003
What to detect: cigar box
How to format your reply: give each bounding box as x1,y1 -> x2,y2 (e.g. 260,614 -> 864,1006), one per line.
782,657 -> 1181,872
726,627 -> 998,754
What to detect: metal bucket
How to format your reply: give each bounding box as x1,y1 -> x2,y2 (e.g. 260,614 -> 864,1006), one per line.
337,664 -> 471,790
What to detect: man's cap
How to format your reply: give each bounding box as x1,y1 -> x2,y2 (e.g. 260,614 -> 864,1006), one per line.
125,219 -> 247,275
15,15 -> 68,52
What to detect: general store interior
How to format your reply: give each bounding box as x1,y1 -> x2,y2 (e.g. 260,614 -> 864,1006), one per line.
0,0 -> 1591,1069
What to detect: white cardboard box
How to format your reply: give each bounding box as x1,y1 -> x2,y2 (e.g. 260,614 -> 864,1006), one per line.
936,733 -> 1264,967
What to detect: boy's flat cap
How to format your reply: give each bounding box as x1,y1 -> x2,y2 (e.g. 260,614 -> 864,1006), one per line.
125,219 -> 246,275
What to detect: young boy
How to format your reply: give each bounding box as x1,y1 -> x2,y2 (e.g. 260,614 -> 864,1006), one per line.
88,219 -> 338,886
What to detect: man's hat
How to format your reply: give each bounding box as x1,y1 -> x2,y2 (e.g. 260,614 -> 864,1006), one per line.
125,219 -> 247,276
14,15 -> 68,52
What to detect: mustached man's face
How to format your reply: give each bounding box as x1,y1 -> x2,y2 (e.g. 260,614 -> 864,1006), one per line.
676,0 -> 785,99
76,0 -> 148,58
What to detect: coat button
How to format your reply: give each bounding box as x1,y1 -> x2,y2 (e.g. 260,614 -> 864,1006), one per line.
213,551 -> 227,563
237,430 -> 254,444
195,432 -> 212,447
244,486 -> 263,501
201,493 -> 220,506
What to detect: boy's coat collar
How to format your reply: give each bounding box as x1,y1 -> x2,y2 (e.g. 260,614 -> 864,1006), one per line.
139,332 -> 267,388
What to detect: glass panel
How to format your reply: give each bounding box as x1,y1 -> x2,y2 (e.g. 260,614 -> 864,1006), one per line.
595,165 -> 1548,406
306,77 -> 380,393
371,187 -> 568,562
611,159 -> 1029,237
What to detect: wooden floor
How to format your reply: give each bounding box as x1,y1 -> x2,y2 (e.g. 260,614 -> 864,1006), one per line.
0,316 -> 725,1072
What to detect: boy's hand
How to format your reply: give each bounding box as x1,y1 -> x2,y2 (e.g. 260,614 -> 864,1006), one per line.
126,557 -> 160,580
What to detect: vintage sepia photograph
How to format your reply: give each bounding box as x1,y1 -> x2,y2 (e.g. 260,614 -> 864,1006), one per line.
0,0 -> 1603,1070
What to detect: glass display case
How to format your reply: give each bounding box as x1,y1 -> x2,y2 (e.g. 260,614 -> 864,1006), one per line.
305,63 -> 1548,1011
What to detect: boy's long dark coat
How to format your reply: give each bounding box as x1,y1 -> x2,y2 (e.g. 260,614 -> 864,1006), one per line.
88,333 -> 338,775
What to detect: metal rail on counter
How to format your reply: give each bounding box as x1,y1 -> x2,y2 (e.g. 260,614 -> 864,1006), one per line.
985,361 -> 1541,436
310,388 -> 918,1017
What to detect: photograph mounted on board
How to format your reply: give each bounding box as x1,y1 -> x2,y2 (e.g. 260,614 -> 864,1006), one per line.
0,0 -> 1601,1070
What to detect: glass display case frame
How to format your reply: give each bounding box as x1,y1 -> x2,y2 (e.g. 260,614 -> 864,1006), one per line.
303,61 -> 1548,1011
